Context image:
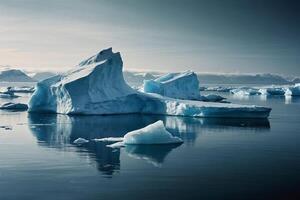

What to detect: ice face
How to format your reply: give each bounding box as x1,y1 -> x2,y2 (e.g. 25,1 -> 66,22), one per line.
143,71 -> 201,100
286,83 -> 300,96
28,48 -> 271,118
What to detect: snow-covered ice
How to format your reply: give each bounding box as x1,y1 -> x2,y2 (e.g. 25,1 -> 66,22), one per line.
29,48 -> 271,118
230,87 -> 261,96
123,120 -> 183,145
142,71 -> 201,100
97,120 -> 183,147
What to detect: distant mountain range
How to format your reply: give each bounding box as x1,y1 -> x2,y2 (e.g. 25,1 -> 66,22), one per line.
0,69 -> 35,82
0,67 -> 299,85
197,73 -> 298,85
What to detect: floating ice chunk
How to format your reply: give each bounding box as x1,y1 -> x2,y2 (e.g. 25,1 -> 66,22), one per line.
101,120 -> 183,147
143,71 -> 201,100
6,86 -> 35,93
259,87 -> 286,96
123,120 -> 183,145
73,138 -> 89,144
0,102 -> 28,111
94,137 -> 124,142
230,87 -> 261,96
285,83 -> 300,96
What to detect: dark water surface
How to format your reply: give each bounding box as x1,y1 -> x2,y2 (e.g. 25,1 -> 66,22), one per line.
0,91 -> 300,200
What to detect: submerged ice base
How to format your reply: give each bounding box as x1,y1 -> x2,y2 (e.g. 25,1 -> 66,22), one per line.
28,48 -> 271,118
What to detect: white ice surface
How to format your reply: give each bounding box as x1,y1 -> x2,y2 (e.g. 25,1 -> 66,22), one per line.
73,138 -> 89,144
98,120 -> 183,147
142,71 -> 201,100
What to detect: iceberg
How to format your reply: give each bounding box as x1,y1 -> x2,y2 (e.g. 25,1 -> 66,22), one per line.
29,48 -> 271,118
230,87 -> 261,96
258,87 -> 286,96
123,120 -> 183,145
73,137 -> 89,144
285,83 -> 300,96
97,120 -> 183,147
142,71 -> 201,100
0,102 -> 28,111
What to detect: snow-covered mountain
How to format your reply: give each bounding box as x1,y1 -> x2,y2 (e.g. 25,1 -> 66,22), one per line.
0,69 -> 35,82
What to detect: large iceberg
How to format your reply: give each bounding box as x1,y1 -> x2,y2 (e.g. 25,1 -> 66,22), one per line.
142,71 -> 201,100
29,48 -> 271,118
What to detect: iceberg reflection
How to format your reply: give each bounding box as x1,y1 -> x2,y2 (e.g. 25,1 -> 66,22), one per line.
27,113 -> 270,175
125,144 -> 182,167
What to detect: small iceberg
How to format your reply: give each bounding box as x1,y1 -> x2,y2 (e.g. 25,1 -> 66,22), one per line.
6,86 -> 35,93
95,120 -> 183,147
0,102 -> 28,111
285,83 -> 300,96
258,86 -> 286,96
230,87 -> 261,96
123,120 -> 183,145
73,137 -> 89,144
142,71 -> 201,100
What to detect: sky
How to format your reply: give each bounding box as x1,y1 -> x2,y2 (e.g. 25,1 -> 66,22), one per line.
0,0 -> 299,75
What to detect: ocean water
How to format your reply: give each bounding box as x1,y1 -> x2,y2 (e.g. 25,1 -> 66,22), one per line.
0,85 -> 300,200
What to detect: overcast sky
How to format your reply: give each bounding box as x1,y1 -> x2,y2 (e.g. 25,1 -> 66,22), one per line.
0,0 -> 299,75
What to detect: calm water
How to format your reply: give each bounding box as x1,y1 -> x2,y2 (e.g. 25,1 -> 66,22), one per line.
0,85 -> 300,200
